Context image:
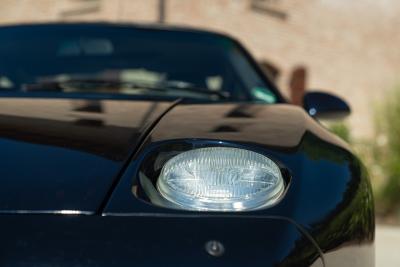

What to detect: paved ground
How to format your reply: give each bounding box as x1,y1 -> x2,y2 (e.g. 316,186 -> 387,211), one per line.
376,224 -> 400,266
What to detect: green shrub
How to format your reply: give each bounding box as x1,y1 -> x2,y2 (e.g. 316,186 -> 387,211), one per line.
373,87 -> 400,216
328,122 -> 351,143
324,88 -> 400,221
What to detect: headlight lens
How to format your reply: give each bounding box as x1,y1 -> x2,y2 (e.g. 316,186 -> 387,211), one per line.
156,147 -> 285,211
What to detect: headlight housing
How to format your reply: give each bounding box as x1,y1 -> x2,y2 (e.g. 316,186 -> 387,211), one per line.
155,146 -> 285,211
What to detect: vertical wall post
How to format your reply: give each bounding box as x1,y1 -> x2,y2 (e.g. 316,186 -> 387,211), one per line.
158,0 -> 166,23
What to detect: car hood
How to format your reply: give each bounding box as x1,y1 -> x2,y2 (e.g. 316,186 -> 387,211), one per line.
148,103 -> 349,149
0,98 -> 173,213
0,99 -> 349,214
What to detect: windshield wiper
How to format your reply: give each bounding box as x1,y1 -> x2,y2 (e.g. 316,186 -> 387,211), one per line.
23,79 -> 230,100
161,83 -> 230,99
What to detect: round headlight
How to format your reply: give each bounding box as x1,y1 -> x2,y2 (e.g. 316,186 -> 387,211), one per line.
156,147 -> 285,211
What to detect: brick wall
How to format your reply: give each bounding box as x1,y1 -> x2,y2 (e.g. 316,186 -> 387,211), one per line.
1,0 -> 399,138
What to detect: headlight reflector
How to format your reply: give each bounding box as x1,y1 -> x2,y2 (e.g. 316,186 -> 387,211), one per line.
156,147 -> 284,211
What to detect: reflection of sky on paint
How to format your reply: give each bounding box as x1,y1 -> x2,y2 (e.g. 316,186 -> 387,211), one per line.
301,159 -> 349,222
281,153 -> 350,226
0,138 -> 119,211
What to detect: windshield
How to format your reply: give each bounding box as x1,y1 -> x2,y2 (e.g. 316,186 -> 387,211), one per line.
0,24 -> 278,103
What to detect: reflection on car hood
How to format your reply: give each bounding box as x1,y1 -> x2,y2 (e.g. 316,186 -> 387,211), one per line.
150,103 -> 349,150
0,99 -> 348,213
0,98 -> 173,213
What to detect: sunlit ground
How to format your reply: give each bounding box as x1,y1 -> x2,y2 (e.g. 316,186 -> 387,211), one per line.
376,225 -> 400,267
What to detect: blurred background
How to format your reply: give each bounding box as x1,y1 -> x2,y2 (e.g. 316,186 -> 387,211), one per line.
0,0 -> 399,264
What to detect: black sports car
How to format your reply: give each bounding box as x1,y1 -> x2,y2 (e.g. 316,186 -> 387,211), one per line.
0,23 -> 374,267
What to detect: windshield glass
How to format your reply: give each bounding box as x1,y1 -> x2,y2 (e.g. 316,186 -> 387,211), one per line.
0,24 -> 278,103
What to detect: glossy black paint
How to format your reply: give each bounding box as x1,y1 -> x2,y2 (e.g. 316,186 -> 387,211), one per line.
0,214 -> 323,267
0,100 -> 374,266
0,98 -> 173,212
303,91 -> 351,119
0,23 -> 374,267
105,103 -> 374,266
